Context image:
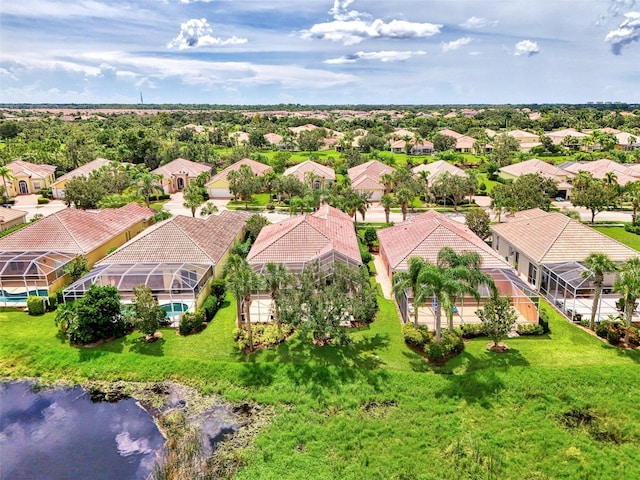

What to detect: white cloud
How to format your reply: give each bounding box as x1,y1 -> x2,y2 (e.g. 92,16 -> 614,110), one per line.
460,16 -> 498,29
115,431 -> 154,457
514,40 -> 539,56
605,11 -> 640,54
324,50 -> 426,64
180,0 -> 216,3
167,18 -> 248,50
0,68 -> 18,80
302,18 -> 441,45
328,0 -> 368,21
0,0 -> 151,19
442,37 -> 473,52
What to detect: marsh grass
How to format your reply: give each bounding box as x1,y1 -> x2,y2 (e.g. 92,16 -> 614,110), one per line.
1,297 -> 640,479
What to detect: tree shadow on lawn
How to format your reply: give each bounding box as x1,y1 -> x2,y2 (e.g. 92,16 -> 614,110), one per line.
433,348 -> 530,408
610,343 -> 640,364
126,336 -> 165,356
77,337 -> 124,362
235,334 -> 391,396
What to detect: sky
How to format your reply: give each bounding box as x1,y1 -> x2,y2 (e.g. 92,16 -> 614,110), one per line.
1,0 -> 639,105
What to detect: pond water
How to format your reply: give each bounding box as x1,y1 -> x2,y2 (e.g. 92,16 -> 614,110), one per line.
0,381 -> 165,480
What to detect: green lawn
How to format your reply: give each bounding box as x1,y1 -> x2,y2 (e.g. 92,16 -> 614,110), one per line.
1,298 -> 640,479
594,226 -> 640,251
227,193 -> 271,209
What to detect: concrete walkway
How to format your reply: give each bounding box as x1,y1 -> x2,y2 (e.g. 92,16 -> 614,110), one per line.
373,253 -> 393,299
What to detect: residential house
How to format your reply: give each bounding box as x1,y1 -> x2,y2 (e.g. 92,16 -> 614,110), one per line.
347,160 -> 394,201
410,140 -> 435,155
152,158 -> 212,194
0,203 -> 153,304
0,207 -> 27,231
378,210 -> 539,326
229,131 -> 249,146
491,208 -> 639,321
390,139 -> 408,154
247,204 -> 361,275
455,135 -> 477,153
499,159 -> 574,199
412,160 -> 468,184
63,210 -> 248,316
560,159 -> 639,186
439,128 -> 464,140
206,158 -> 273,199
546,128 -> 587,147
5,160 -> 56,196
506,129 -> 541,152
283,160 -> 335,189
51,158 -> 113,199
615,132 -> 639,151
264,132 -> 283,148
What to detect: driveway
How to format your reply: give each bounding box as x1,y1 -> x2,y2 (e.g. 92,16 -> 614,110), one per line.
12,194 -> 67,221
373,253 -> 392,299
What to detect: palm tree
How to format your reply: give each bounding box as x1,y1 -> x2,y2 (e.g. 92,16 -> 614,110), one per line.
613,258 -> 640,344
182,182 -> 204,217
392,257 -> 429,326
624,181 -> 640,225
581,252 -> 618,330
604,171 -> 618,187
395,187 -> 414,221
262,262 -> 290,328
0,165 -> 15,198
223,254 -> 262,351
199,201 -> 219,217
136,172 -> 164,208
380,193 -> 395,224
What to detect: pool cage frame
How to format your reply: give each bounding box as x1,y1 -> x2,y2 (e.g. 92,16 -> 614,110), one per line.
0,250 -> 77,305
63,262 -> 214,312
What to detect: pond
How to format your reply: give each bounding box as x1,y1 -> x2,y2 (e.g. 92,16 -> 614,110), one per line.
0,381 -> 165,480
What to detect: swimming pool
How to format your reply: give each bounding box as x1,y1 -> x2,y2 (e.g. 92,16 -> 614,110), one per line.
160,302 -> 190,317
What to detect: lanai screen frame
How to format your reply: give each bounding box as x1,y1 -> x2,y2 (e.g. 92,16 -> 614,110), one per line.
0,250 -> 77,303
539,261 -> 595,321
63,262 -> 213,305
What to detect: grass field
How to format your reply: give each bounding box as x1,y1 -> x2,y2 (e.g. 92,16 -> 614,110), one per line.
2,296 -> 640,479
594,226 -> 640,251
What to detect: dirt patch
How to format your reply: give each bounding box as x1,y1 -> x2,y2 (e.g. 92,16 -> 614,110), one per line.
487,342 -> 509,353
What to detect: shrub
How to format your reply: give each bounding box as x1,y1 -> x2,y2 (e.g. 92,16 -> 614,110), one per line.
359,246 -> 373,264
402,323 -> 430,349
538,309 -> 550,333
37,197 -> 50,204
210,279 -> 226,304
607,328 -> 622,345
266,203 -> 275,211
66,285 -> 125,345
203,295 -> 219,322
47,292 -> 58,311
27,296 -> 46,315
516,323 -> 545,336
179,309 -> 205,335
627,327 -> 640,346
424,330 -> 464,362
458,323 -> 486,338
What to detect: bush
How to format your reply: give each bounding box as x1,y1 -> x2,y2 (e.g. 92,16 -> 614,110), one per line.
424,330 -> 464,362
627,327 -> 640,346
210,279 -> 226,305
607,328 -> 622,345
624,224 -> 640,235
516,323 -> 545,336
359,246 -> 373,264
27,296 -> 46,315
595,319 -> 615,338
458,323 -> 486,338
538,309 -> 550,333
179,309 -> 205,335
402,323 -> 430,349
37,197 -> 50,204
203,295 -> 219,322
234,323 -> 294,350
47,292 -> 58,311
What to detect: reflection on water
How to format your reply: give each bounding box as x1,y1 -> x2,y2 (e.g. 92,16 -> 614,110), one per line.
0,382 -> 165,480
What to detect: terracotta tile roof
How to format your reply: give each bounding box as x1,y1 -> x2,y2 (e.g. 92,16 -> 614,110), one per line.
412,160 -> 468,182
561,159 -> 639,186
455,135 -> 476,149
378,210 -> 509,272
53,158 -> 113,184
547,128 -> 587,139
99,210 -> 248,265
0,203 -> 154,254
439,128 -> 464,140
500,159 -> 574,182
492,209 -> 639,264
7,160 -> 56,179
0,208 -> 27,224
247,205 -> 361,267
264,133 -> 283,145
348,160 -> 394,191
207,158 -> 272,185
152,158 -> 212,178
506,129 -> 539,141
283,160 -> 336,182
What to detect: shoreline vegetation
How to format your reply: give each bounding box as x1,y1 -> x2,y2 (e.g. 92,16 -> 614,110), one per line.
2,295 -> 640,479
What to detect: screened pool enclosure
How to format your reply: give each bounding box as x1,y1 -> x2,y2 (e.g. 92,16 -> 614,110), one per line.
0,250 -> 77,305
63,262 -> 213,317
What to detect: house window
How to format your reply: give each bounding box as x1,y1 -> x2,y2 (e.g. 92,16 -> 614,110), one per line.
33,181 -> 41,190
495,236 -> 500,251
125,231 -> 131,241
313,180 -> 321,190
528,263 -> 538,286
514,251 -> 520,266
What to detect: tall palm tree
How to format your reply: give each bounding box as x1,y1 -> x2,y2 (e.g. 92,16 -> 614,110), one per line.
262,262 -> 290,328
136,172 -> 164,208
223,254 -> 262,351
380,193 -> 395,224
0,165 -> 15,198
395,186 -> 414,221
613,257 -> 640,344
581,252 -> 618,330
392,257 -> 429,326
624,181 -> 640,225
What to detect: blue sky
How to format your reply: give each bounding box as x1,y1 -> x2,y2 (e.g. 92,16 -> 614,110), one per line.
1,0 -> 639,105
